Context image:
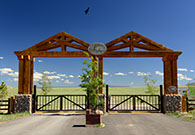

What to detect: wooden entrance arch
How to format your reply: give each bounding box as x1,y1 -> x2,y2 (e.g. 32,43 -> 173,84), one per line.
14,31 -> 182,95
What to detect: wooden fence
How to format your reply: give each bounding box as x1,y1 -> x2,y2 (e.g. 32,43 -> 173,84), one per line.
187,98 -> 195,112
0,98 -> 10,114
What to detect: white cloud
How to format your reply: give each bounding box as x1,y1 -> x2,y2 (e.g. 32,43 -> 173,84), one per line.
137,72 -> 150,76
0,57 -> 4,59
185,78 -> 192,81
69,75 -> 74,78
48,76 -> 61,79
130,82 -> 134,85
61,78 -> 64,81
44,71 -> 56,74
190,70 -> 194,72
128,72 -> 134,74
64,79 -> 74,84
103,72 -> 109,75
155,71 -> 163,76
77,75 -> 81,78
0,68 -> 14,74
38,60 -> 43,62
33,72 -> 43,81
65,76 -> 68,78
177,73 -> 183,77
115,72 -> 127,76
178,68 -> 188,71
8,72 -> 19,77
56,80 -> 60,83
177,73 -> 192,81
13,78 -> 18,81
57,74 -> 66,77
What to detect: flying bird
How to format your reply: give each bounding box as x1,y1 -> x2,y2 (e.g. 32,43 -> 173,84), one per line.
85,7 -> 90,15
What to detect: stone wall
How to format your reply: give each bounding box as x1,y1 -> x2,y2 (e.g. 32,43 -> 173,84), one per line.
164,94 -> 182,113
14,94 -> 32,113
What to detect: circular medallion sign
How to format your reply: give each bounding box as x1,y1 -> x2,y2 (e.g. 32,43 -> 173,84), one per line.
88,42 -> 107,55
168,86 -> 177,93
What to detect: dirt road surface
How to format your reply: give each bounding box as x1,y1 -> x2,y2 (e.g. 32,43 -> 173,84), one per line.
0,113 -> 194,135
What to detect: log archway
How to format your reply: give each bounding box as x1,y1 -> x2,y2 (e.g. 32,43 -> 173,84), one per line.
14,31 -> 182,94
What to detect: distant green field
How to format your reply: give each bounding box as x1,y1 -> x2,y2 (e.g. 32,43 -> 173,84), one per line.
7,86 -> 162,96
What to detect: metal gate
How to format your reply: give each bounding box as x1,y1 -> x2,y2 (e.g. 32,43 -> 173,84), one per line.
36,95 -> 87,111
108,95 -> 161,111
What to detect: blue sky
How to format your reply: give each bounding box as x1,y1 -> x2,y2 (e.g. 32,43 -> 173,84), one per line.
0,0 -> 195,87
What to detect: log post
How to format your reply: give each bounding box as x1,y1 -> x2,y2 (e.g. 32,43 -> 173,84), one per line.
30,58 -> 34,94
61,45 -> 67,51
7,98 -> 11,114
162,55 -> 178,94
18,55 -> 24,94
18,55 -> 34,94
182,96 -> 187,112
98,56 -> 103,94
171,56 -> 178,92
10,96 -> 15,114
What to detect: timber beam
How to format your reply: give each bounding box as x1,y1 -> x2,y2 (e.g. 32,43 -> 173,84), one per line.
14,51 -> 182,58
102,51 -> 182,57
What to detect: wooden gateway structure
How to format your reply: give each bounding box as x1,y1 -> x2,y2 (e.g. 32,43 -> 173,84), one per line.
14,31 -> 182,95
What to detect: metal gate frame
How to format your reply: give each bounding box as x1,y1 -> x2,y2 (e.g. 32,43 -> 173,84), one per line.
35,95 -> 87,111
108,95 -> 161,111
106,85 -> 164,112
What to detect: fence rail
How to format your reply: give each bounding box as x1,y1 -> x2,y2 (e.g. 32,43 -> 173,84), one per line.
108,95 -> 160,111
187,98 -> 195,112
0,98 -> 10,113
36,95 -> 87,111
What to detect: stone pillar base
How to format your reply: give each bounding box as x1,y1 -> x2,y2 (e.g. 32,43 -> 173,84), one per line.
164,94 -> 182,113
14,94 -> 32,114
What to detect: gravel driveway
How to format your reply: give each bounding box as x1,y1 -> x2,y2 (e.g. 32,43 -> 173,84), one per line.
0,113 -> 194,135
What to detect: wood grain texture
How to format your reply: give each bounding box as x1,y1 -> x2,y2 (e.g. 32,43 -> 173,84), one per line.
132,31 -> 173,51
22,31 -> 90,52
30,59 -> 34,94
171,57 -> 178,93
98,57 -> 103,94
18,59 -> 24,94
23,56 -> 31,94
23,32 -> 62,52
182,96 -> 187,112
14,51 -> 182,58
105,31 -> 133,47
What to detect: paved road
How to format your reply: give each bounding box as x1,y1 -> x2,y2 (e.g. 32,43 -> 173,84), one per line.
0,113 -> 195,135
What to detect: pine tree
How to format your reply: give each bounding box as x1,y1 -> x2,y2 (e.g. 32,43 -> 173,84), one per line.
0,82 -> 8,99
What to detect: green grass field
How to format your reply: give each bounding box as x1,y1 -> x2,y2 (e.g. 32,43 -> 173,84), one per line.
7,86 -> 162,96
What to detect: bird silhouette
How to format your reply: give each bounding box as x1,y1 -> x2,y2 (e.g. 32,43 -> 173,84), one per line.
85,7 -> 90,15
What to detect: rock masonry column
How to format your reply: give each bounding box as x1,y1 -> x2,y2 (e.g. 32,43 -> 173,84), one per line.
14,94 -> 32,113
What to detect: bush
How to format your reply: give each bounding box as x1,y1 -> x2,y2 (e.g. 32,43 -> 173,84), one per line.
0,82 -> 8,99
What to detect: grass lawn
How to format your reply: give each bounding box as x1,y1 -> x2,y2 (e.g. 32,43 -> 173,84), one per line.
167,110 -> 195,121
7,86 -> 159,96
0,112 -> 30,122
35,86 -> 160,95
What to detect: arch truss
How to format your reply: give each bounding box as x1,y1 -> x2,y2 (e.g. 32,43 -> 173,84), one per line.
14,31 -> 182,94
